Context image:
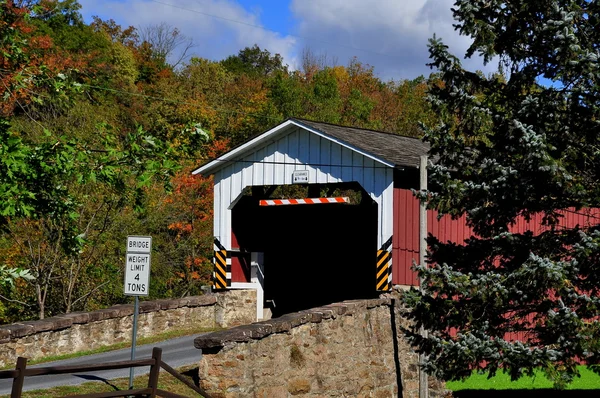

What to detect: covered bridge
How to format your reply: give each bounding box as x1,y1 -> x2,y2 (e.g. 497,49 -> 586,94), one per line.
193,118 -> 431,318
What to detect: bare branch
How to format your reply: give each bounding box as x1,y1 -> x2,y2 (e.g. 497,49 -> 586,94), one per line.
0,293 -> 31,306
139,22 -> 195,69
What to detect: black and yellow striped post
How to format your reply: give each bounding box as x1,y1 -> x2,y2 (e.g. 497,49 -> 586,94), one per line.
213,238 -> 231,290
376,237 -> 392,291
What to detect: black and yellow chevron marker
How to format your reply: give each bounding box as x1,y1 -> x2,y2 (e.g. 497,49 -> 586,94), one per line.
213,238 -> 231,290
213,249 -> 228,289
376,237 -> 393,291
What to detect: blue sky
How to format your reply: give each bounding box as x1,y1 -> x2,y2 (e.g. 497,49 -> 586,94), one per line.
78,0 -> 494,82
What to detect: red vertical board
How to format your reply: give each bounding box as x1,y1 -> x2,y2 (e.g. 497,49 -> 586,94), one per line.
230,230 -> 250,283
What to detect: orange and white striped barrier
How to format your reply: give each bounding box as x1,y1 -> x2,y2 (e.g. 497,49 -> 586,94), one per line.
259,197 -> 349,206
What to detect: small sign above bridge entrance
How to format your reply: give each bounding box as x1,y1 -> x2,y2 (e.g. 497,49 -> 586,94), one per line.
292,170 -> 309,183
124,236 -> 151,296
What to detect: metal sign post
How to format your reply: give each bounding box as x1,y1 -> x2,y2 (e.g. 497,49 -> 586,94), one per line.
124,236 -> 152,390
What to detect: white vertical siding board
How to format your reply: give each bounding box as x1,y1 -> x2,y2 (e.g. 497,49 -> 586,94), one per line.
283,147 -> 293,185
378,174 -> 394,248
298,128 -> 310,170
373,167 -> 388,246
329,142 -> 342,183
287,129 -> 299,160
213,171 -> 223,242
352,151 -> 364,183
308,131 -> 320,183
213,172 -> 229,249
253,146 -> 266,186
285,131 -> 297,183
373,168 -> 388,199
274,147 -> 286,185
231,159 -> 243,203
221,166 -> 233,249
362,158 -> 375,198
318,138 -> 330,184
263,142 -> 277,185
341,146 -> 353,182
374,195 -> 384,247
385,169 -> 395,239
242,153 -> 254,188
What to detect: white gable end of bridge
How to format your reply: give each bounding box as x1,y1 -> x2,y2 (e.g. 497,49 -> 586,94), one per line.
210,125 -> 394,255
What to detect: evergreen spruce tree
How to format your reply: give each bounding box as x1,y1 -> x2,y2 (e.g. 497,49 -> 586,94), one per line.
403,0 -> 600,388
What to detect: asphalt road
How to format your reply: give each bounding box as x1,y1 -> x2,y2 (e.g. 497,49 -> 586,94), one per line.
0,334 -> 203,394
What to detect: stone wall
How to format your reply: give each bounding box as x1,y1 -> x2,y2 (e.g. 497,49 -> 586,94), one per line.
194,297 -> 448,398
0,289 -> 256,367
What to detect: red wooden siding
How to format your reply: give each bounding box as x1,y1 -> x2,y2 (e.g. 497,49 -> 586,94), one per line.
392,188 -> 420,286
393,188 -> 600,286
230,231 -> 251,283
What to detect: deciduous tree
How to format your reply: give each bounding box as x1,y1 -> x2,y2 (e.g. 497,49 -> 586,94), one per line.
221,44 -> 287,77
0,1 -> 209,319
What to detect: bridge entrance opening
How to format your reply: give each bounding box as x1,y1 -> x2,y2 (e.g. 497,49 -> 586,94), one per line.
231,182 -> 379,317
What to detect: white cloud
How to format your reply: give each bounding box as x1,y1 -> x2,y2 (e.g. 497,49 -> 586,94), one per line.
78,0 -> 296,66
289,0 -> 496,81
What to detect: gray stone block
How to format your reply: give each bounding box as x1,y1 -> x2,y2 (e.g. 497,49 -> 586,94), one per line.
323,303 -> 348,316
309,312 -> 323,323
19,320 -> 55,333
107,304 -> 134,317
366,298 -> 385,308
1,324 -> 34,338
197,294 -> 218,306
154,299 -> 179,310
88,308 -> 119,322
139,301 -> 160,313
0,328 -> 10,343
42,316 -> 73,330
269,317 -> 292,333
194,328 -> 254,349
245,323 -> 273,339
57,311 -> 90,324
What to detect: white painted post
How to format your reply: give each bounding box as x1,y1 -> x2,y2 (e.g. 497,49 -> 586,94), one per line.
251,252 -> 265,320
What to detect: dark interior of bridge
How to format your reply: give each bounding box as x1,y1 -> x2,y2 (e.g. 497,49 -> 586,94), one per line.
232,183 -> 379,317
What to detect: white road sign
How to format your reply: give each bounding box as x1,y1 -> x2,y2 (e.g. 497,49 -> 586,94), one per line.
124,236 -> 151,296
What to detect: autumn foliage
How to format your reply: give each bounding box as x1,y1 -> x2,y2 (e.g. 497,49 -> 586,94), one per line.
0,0 -> 435,322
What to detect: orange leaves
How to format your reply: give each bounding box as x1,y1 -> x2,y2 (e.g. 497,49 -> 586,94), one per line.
168,221 -> 193,237
183,256 -> 207,281
172,256 -> 211,285
207,138 -> 230,159
161,165 -> 214,286
0,1 -> 94,117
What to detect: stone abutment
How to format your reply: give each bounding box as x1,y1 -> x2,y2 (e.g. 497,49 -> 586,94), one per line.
194,296 -> 448,398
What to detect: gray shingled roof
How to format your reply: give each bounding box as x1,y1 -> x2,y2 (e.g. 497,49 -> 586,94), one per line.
194,118 -> 430,176
292,118 -> 429,169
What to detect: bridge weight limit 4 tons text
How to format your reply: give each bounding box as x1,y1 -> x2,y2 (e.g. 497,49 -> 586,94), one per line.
124,236 -> 151,296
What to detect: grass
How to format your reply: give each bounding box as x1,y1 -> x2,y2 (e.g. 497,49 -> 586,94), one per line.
446,366 -> 600,390
0,364 -> 204,398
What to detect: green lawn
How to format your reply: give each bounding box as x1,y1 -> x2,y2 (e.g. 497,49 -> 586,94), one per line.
446,366 -> 600,390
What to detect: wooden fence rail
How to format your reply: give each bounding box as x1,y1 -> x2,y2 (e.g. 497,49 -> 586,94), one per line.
0,347 -> 211,398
